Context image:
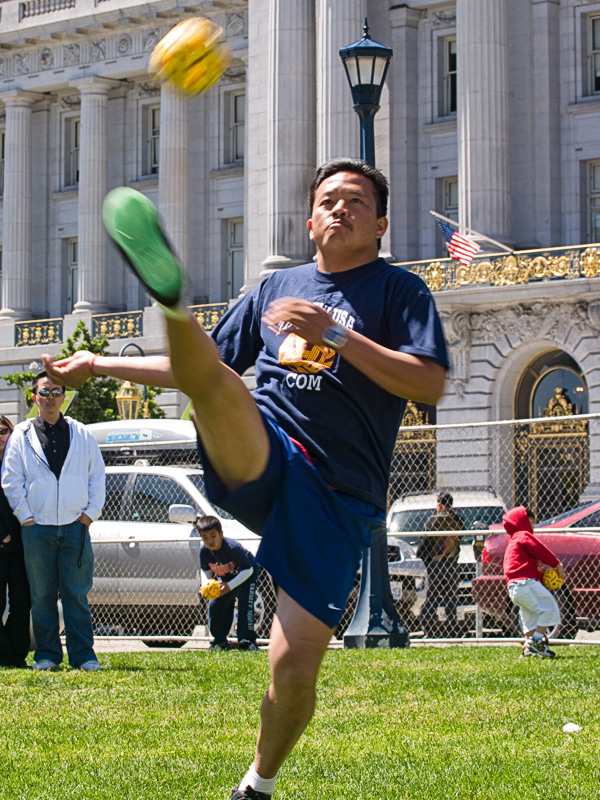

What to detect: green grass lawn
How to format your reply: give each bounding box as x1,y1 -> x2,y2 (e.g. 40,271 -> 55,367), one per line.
1,645 -> 599,800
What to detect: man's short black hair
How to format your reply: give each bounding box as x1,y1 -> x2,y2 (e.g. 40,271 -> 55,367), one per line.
307,157 -> 389,219
195,514 -> 223,534
32,371 -> 64,395
437,491 -> 454,509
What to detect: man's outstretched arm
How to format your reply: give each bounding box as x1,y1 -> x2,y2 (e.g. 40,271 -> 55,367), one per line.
42,351 -> 176,389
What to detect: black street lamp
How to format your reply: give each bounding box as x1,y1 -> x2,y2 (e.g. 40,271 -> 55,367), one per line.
339,19 -> 393,167
339,23 -> 408,649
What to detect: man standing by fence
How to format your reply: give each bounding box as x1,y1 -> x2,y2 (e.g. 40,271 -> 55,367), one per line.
1,372 -> 105,671
419,491 -> 464,637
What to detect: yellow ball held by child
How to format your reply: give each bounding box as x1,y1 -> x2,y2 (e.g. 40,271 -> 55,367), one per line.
149,17 -> 232,96
542,568 -> 564,591
201,578 -> 222,600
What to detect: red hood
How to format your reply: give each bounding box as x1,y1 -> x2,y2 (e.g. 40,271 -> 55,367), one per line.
502,506 -> 533,536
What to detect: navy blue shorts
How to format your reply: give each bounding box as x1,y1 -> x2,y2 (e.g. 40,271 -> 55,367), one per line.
198,413 -> 384,628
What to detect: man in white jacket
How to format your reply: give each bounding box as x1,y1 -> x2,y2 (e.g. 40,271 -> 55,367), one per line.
1,372 -> 105,671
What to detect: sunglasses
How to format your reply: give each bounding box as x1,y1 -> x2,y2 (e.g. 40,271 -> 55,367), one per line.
36,388 -> 64,398
0,427 -> 10,436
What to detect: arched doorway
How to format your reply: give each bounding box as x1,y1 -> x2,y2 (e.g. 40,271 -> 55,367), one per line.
514,351 -> 589,521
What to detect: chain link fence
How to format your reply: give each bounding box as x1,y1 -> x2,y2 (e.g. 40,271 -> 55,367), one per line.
84,414 -> 600,645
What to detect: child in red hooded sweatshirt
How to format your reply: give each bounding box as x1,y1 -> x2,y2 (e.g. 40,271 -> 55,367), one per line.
503,506 -> 566,658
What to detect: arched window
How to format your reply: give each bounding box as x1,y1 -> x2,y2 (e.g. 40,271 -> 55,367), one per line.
515,350 -> 588,419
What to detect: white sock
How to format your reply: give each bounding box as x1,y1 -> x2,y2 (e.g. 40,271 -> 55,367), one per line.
532,632 -> 544,642
157,301 -> 191,322
239,764 -> 278,795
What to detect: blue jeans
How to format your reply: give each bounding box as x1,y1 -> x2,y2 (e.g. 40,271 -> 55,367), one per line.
22,521 -> 96,667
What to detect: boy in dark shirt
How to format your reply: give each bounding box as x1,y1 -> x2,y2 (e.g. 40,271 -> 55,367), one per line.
197,515 -> 259,651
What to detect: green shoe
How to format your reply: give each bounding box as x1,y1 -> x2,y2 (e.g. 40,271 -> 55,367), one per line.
103,187 -> 185,307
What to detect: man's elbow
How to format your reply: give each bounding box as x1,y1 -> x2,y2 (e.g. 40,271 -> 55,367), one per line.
415,362 -> 447,405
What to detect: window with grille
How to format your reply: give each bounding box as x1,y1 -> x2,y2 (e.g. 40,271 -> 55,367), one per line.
443,38 -> 457,115
67,238 -> 78,310
65,117 -> 80,187
226,90 -> 245,163
443,177 -> 459,223
227,218 -> 244,299
588,161 -> 600,241
591,17 -> 600,94
148,105 -> 160,174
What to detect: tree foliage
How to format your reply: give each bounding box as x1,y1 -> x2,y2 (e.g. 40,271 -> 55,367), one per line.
3,321 -> 165,424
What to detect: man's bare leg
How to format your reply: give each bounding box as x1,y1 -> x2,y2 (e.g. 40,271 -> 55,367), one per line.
164,314 -> 269,491
252,590 -> 334,778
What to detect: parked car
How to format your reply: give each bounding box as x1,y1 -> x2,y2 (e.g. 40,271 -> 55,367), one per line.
471,499 -> 600,637
386,491 -> 507,627
86,420 -> 276,641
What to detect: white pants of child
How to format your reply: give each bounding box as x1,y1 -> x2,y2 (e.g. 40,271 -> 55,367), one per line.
508,578 -> 560,633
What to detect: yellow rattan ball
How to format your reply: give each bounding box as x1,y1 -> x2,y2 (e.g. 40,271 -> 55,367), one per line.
149,18 -> 232,96
542,568 -> 564,592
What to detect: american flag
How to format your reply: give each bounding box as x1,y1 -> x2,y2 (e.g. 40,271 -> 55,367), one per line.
437,220 -> 481,267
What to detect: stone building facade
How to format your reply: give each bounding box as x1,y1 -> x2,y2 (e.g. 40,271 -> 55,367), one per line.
0,0 -> 600,510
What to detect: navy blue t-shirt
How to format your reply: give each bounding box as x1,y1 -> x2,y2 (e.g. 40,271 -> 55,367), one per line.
200,536 -> 257,583
211,258 -> 448,510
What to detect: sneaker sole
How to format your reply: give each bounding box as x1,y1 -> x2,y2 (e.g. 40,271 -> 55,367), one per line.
103,187 -> 185,307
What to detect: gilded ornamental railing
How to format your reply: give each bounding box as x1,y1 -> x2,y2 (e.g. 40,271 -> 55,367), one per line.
14,318 -> 63,347
91,311 -> 143,341
402,243 -> 600,292
14,303 -> 228,346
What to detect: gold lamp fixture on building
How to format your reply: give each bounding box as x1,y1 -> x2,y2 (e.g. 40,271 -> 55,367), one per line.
116,381 -> 142,421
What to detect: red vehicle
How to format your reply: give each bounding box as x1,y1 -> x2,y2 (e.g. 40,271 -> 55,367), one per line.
471,500 -> 600,638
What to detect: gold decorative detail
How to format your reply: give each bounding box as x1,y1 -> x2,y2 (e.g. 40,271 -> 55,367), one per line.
189,303 -> 228,331
91,311 -> 143,340
580,247 -> 600,278
425,262 -> 446,292
402,243 -> 594,291
15,318 -> 63,347
397,401 -> 436,441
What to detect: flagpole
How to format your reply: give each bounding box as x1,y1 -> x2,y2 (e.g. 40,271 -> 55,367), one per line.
430,210 -> 514,254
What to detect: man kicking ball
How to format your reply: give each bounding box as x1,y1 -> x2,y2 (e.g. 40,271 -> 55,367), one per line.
45,157 -> 448,799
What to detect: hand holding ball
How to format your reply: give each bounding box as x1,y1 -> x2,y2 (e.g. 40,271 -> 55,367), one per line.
542,568 -> 564,591
149,17 -> 231,96
201,579 -> 222,600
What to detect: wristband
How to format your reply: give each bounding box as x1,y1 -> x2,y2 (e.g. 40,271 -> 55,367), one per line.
90,355 -> 99,378
321,323 -> 348,351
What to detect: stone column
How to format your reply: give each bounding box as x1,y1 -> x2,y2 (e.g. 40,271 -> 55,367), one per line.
71,77 -> 118,313
0,91 -> 43,320
389,6 -> 421,263
457,0 -> 511,243
315,0 -> 365,164
261,0 -> 316,273
158,82 -> 189,269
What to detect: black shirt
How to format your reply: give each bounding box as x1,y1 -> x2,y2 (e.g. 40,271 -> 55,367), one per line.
33,414 -> 70,480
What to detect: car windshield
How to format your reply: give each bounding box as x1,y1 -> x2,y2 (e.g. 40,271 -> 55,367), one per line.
389,505 -> 505,535
187,473 -> 235,521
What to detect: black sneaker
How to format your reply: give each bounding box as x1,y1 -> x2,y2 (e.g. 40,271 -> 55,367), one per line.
231,784 -> 271,799
238,640 -> 258,651
102,187 -> 185,307
209,641 -> 230,651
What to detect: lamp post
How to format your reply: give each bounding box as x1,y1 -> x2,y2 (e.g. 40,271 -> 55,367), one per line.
339,23 -> 408,649
339,19 -> 393,167
117,342 -> 148,419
